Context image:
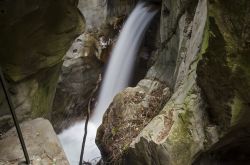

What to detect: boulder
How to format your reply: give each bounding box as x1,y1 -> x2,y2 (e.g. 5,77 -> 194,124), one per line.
52,33 -> 102,133
96,79 -> 171,163
0,118 -> 69,165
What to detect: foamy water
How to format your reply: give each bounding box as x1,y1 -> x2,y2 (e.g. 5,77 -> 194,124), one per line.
58,121 -> 100,164
59,2 -> 157,164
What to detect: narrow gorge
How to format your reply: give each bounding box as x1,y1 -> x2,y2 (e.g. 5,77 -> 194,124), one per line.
0,0 -> 250,165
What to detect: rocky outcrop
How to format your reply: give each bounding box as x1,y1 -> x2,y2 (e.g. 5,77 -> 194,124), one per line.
0,118 -> 68,165
52,33 -> 102,132
97,0 -> 250,164
96,79 -> 171,162
0,0 -> 85,132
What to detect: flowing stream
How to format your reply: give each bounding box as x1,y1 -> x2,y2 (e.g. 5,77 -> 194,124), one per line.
58,2 -> 157,164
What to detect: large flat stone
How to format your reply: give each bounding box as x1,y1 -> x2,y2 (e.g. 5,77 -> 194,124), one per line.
0,118 -> 69,165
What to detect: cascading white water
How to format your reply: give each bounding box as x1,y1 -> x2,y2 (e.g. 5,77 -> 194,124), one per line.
59,2 -> 157,165
91,2 -> 157,126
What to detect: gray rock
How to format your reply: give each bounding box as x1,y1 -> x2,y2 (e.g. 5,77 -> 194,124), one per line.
96,79 -> 171,163
0,118 -> 69,165
52,33 -> 102,132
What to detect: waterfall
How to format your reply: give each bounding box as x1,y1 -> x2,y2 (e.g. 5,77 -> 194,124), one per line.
58,2 -> 158,165
91,2 -> 158,126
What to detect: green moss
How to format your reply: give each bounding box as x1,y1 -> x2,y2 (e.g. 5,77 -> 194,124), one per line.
111,127 -> 119,136
163,22 -> 213,159
201,22 -> 210,55
165,88 -> 200,164
196,0 -> 250,132
230,96 -> 244,126
31,63 -> 61,118
197,16 -> 236,130
167,114 -> 193,165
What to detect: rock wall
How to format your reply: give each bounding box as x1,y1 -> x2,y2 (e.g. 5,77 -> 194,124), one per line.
0,0 -> 85,133
97,0 -> 250,164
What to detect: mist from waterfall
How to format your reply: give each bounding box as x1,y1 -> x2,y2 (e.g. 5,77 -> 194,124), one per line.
59,2 -> 158,164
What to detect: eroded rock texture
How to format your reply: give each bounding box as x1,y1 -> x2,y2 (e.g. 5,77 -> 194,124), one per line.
97,0 -> 250,164
0,0 -> 85,133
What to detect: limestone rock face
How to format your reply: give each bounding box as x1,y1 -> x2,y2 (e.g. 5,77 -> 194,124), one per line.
0,118 -> 69,165
96,79 -> 171,163
97,0 -> 250,164
0,0 -> 85,132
